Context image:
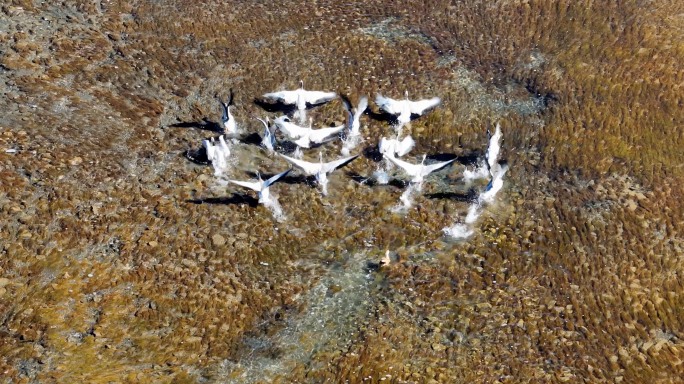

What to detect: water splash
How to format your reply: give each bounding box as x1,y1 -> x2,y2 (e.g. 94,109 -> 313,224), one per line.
292,147 -> 304,159
205,135 -> 234,176
479,164 -> 508,203
392,183 -> 419,212
264,197 -> 286,222
465,203 -> 481,224
373,169 -> 389,185
340,135 -> 362,156
442,223 -> 474,239
463,159 -> 489,183
444,125 -> 507,240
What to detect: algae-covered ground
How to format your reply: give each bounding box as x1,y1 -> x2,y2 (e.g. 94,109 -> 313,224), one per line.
1,1 -> 683,383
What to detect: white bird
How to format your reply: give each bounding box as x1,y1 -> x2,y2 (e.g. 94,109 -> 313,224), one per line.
227,169 -> 291,204
378,134 -> 415,158
385,154 -> 455,185
375,91 -> 441,127
218,91 -> 237,134
341,95 -> 368,137
273,116 -> 311,140
485,123 -> 503,176
280,152 -> 359,195
257,117 -> 276,153
203,135 -> 232,176
293,121 -> 345,149
480,163 -> 509,203
262,80 -> 337,123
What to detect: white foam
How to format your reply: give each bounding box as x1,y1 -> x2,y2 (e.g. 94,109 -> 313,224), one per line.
465,203 -> 481,224
373,169 -> 389,185
293,147 -> 304,159
264,198 -> 286,222
463,160 -> 489,183
442,223 -> 474,239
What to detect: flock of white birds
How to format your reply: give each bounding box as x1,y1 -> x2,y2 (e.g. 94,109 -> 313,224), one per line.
195,81 -> 507,238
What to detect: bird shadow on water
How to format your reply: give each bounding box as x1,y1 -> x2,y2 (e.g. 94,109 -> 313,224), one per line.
427,151 -> 482,166
186,194 -> 259,207
365,109 -> 398,125
167,118 -> 223,133
362,145 -> 384,162
245,171 -> 315,187
346,171 -> 407,189
184,146 -> 210,165
425,189 -> 478,202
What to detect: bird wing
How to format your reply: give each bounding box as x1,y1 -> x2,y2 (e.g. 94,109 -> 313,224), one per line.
378,137 -> 394,155
302,90 -> 337,104
228,179 -> 261,192
276,120 -> 310,139
340,94 -> 354,124
279,154 -> 322,175
386,155 -> 420,177
396,135 -> 415,157
293,135 -> 311,148
409,97 -> 441,115
218,97 -> 229,122
375,94 -> 401,115
262,90 -> 299,104
354,96 -> 368,121
422,158 -> 455,176
203,139 -> 215,161
264,168 -> 292,187
322,154 -> 359,173
309,125 -> 345,143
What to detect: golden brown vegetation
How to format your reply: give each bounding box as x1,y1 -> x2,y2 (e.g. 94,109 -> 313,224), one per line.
0,0 -> 683,383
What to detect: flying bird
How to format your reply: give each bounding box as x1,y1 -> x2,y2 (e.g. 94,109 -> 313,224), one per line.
256,117 -> 276,153
385,154 -> 455,185
262,80 -> 337,123
293,120 -> 345,149
480,162 -> 509,203
341,95 -> 368,137
273,116 -> 312,140
375,91 -> 440,127
485,123 -> 503,176
378,134 -> 415,158
227,169 -> 291,204
218,90 -> 237,134
203,135 -> 231,175
280,152 -> 359,195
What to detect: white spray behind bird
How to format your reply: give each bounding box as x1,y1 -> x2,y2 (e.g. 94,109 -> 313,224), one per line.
443,124 -> 508,240
262,80 -> 337,124
378,134 -> 415,158
203,135 -> 232,176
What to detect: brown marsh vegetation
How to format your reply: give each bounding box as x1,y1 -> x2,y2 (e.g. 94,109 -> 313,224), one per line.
0,0 -> 683,382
